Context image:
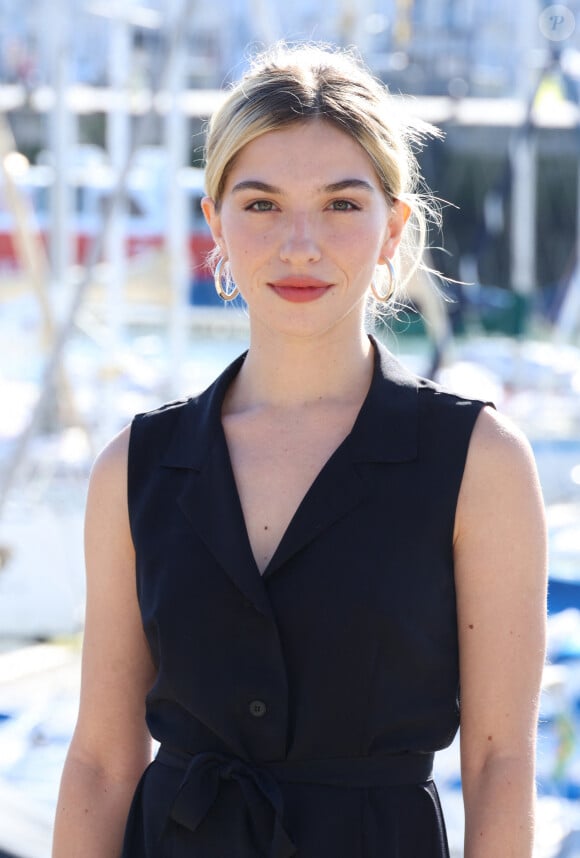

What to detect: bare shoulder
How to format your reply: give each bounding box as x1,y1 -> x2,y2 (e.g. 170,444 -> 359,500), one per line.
84,423 -> 136,595
455,406 -> 544,540
466,404 -> 535,467
454,404 -> 547,626
90,423 -> 131,484
83,424 -> 136,586
85,425 -> 132,526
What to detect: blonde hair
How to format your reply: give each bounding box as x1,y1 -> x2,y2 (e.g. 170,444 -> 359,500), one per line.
204,43 -> 443,307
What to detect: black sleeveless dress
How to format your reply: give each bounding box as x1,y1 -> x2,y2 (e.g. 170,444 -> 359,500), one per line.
122,336 -> 489,858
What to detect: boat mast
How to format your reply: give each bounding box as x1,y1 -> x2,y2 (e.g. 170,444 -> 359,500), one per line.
46,0 -> 73,295
165,0 -> 192,399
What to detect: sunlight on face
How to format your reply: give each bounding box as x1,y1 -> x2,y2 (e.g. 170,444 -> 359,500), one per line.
204,120 -> 404,340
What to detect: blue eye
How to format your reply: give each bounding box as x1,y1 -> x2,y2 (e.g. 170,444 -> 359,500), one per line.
247,200 -> 275,211
329,199 -> 359,211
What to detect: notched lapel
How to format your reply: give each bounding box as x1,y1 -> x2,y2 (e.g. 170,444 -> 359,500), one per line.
265,338 -> 420,577
159,352 -> 275,619
173,438 -> 276,620
158,338 -> 420,589
264,442 -> 367,578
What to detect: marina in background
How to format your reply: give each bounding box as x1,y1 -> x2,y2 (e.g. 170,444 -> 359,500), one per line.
1,1 -> 580,855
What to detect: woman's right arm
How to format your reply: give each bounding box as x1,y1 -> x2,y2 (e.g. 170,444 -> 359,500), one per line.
52,426 -> 156,858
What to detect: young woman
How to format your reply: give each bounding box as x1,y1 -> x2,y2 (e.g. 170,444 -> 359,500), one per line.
52,44 -> 547,858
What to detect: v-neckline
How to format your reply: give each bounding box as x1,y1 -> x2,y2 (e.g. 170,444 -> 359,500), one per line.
167,335 -> 419,611
217,350 -> 378,579
218,419 -> 360,578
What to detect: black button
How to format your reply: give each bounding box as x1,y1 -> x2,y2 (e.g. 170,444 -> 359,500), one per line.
249,699 -> 267,718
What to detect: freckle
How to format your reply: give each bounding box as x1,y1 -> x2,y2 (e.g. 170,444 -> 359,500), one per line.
264,525 -> 269,530
468,624 -> 474,630
487,735 -> 493,741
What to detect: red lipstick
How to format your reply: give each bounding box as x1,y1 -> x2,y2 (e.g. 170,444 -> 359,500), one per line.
269,275 -> 332,303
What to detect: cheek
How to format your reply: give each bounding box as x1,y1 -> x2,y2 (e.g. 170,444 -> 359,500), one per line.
329,215 -> 386,251
221,220 -> 273,258
337,229 -> 383,269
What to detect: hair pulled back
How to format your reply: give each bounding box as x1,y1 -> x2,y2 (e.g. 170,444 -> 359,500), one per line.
204,43 -> 443,304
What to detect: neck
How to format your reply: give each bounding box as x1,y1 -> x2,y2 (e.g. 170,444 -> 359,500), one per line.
225,326 -> 374,413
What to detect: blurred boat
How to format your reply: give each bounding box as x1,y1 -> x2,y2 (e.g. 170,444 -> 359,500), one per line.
0,145 -> 217,303
436,336 -> 580,447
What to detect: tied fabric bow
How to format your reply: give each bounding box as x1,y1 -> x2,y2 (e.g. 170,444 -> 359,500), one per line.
169,751 -> 297,858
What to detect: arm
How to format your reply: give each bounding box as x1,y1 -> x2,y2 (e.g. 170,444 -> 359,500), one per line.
52,427 -> 157,858
454,407 -> 547,858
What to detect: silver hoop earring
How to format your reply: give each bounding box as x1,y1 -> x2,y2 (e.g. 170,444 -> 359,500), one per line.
370,258 -> 396,303
214,258 -> 239,302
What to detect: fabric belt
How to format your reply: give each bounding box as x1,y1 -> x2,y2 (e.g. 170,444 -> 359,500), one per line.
156,745 -> 434,858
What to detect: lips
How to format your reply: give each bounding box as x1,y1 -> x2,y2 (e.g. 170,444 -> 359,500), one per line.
269,275 -> 332,303
270,276 -> 330,289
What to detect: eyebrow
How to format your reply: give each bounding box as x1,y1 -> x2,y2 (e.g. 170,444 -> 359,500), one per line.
231,180 -> 282,194
230,178 -> 375,195
324,179 -> 375,193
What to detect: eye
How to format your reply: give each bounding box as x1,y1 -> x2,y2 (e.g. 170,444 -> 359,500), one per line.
246,199 -> 276,212
328,199 -> 360,211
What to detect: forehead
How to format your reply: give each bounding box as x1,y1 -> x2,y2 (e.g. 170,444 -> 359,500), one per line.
222,119 -> 382,193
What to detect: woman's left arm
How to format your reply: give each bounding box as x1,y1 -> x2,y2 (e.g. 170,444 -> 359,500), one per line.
454,406 -> 548,858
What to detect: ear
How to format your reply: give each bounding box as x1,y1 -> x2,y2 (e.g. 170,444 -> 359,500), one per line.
201,196 -> 225,250
380,199 -> 411,261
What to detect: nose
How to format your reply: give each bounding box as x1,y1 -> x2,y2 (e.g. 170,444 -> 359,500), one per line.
279,213 -> 321,264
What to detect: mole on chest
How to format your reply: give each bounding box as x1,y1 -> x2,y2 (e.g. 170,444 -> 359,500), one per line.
234,451 -> 326,573
222,405 -> 359,573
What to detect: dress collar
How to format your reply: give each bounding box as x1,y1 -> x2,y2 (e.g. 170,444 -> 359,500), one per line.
161,335 -> 419,471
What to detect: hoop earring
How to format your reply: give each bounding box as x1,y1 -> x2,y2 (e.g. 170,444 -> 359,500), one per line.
214,258 -> 239,302
370,258 -> 396,303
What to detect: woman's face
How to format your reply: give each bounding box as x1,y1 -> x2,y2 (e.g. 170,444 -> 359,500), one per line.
202,119 -> 407,341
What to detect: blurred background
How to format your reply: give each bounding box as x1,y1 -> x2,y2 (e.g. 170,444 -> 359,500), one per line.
0,0 -> 580,855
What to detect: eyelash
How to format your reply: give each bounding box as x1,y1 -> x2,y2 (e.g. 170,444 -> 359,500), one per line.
328,199 -> 360,211
244,199 -> 361,212
245,200 -> 276,212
